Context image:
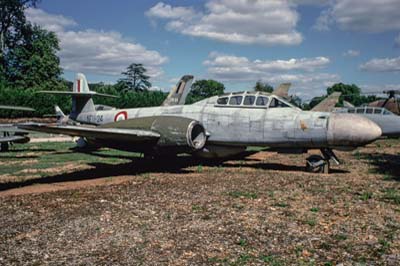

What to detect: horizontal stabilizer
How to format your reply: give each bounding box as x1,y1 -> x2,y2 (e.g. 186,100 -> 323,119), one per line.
37,91 -> 118,98
18,123 -> 160,142
0,105 -> 35,111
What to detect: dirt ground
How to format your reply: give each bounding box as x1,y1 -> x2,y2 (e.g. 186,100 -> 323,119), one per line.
0,140 -> 399,265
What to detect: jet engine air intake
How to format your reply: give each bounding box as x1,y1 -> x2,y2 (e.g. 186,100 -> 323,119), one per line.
187,121 -> 207,150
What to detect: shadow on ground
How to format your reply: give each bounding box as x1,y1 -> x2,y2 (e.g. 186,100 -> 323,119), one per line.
361,152 -> 400,181
0,150 -> 349,192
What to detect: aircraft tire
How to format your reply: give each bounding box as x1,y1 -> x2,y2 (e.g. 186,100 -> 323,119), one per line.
306,155 -> 329,173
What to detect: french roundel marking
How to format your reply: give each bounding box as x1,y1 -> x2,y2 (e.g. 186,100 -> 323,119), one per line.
114,111 -> 128,122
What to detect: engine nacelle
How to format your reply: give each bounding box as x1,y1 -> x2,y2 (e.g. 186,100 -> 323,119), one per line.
104,116 -> 207,152
150,116 -> 206,150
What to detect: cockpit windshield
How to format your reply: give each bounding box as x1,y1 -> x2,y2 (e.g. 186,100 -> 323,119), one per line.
215,91 -> 296,109
269,97 -> 290,108
256,96 -> 269,106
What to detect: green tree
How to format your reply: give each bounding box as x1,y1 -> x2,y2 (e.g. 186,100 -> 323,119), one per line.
7,25 -> 61,89
327,83 -> 377,106
254,80 -> 273,93
186,79 -> 225,104
307,95 -> 326,110
118,63 -> 152,91
307,83 -> 378,110
1,0 -> 39,79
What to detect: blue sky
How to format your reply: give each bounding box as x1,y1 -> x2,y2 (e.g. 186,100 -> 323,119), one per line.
27,0 -> 400,100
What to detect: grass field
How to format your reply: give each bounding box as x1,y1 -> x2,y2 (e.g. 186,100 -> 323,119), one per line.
0,140 -> 399,265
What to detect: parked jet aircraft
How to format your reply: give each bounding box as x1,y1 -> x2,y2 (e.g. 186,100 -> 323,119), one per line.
368,90 -> 400,115
20,73 -> 382,173
333,107 -> 400,138
311,92 -> 400,138
0,105 -> 33,151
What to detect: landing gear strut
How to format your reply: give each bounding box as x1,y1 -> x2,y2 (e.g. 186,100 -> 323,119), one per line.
306,148 -> 340,174
1,131 -> 10,152
0,142 -> 9,152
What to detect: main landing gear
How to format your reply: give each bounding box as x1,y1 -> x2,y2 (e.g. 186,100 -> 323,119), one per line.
0,142 -> 9,152
0,131 -> 10,152
306,148 -> 340,174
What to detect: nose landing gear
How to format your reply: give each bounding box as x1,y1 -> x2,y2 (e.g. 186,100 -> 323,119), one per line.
306,148 -> 340,174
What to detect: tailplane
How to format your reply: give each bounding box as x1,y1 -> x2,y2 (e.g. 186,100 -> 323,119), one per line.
39,73 -> 117,120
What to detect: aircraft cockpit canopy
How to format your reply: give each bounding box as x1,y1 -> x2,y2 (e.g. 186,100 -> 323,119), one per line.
215,91 -> 294,109
337,106 -> 394,115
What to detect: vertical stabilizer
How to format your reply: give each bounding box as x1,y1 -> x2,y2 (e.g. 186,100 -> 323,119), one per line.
312,92 -> 341,112
71,73 -> 95,118
273,83 -> 291,98
162,75 -> 194,106
73,73 -> 91,93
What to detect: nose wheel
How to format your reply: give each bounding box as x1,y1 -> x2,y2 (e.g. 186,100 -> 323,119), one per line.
306,148 -> 340,174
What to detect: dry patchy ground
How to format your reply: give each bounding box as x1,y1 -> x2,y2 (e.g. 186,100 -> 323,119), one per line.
0,141 -> 399,265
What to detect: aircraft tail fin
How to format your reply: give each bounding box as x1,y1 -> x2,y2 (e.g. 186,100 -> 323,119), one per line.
311,92 -> 341,112
273,83 -> 291,98
343,100 -> 354,108
161,75 -> 194,106
55,105 -> 65,118
39,73 -> 117,120
54,105 -> 69,125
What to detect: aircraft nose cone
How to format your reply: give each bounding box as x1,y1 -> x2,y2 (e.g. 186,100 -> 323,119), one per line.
327,114 -> 382,147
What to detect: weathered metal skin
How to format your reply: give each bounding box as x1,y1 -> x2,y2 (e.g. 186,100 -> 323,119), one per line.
100,116 -> 206,151
334,107 -> 400,138
73,92 -> 381,157
327,113 -> 382,147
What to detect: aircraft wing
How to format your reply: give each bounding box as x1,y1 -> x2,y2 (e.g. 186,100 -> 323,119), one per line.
312,92 -> 341,112
0,135 -> 28,143
18,123 -> 160,142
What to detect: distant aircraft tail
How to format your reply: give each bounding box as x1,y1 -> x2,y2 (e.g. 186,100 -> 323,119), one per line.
343,100 -> 354,108
311,92 -> 341,112
39,73 -> 117,120
161,75 -> 194,106
273,83 -> 291,98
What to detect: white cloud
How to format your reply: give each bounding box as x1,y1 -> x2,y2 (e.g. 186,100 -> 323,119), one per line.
360,57 -> 400,72
315,0 -> 400,33
145,2 -> 196,20
204,52 -> 330,75
25,8 -> 77,32
26,8 -> 168,77
343,50 -> 360,57
204,53 -> 339,98
147,0 -> 303,46
313,9 -> 333,31
289,0 -> 330,6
